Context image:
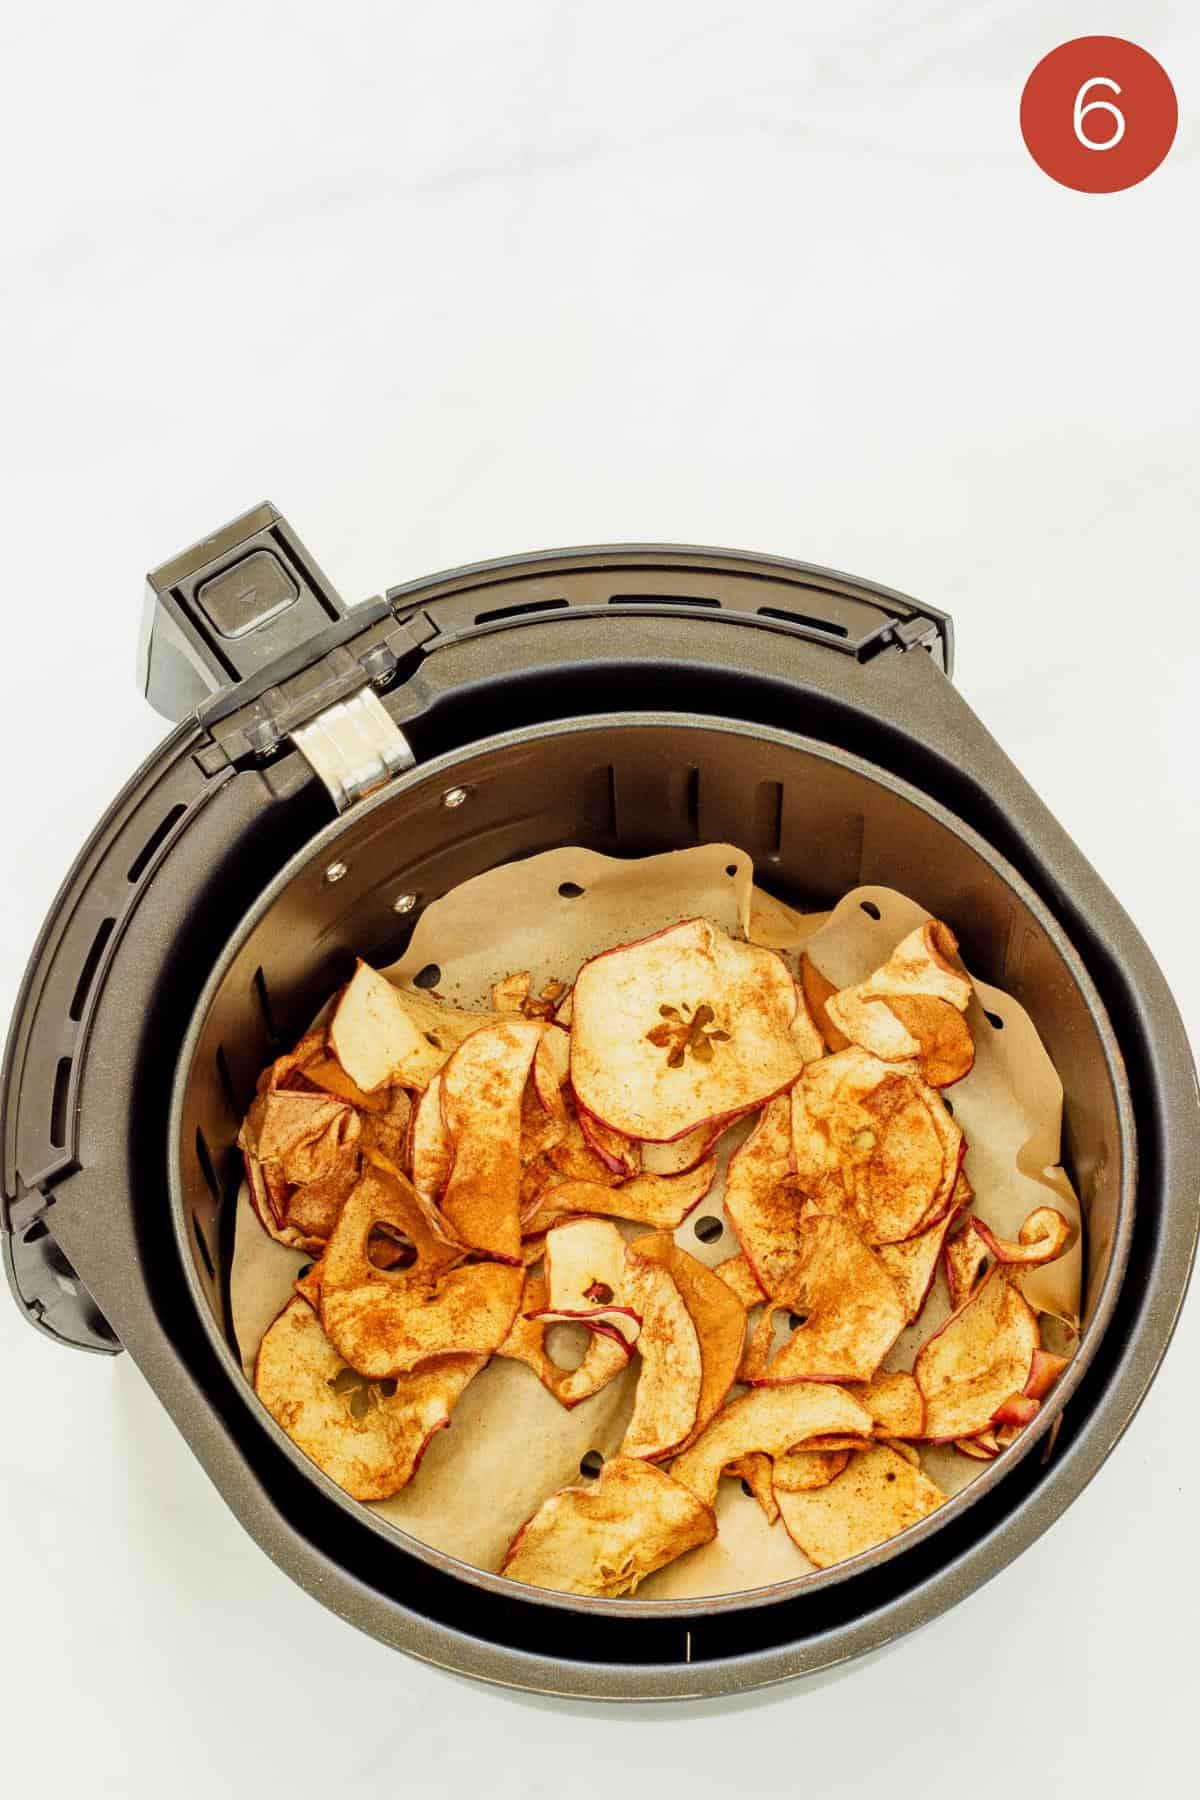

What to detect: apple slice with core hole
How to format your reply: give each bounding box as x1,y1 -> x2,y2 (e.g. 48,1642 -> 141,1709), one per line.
496,1273 -> 632,1407
570,918 -> 804,1142
500,1456 -> 716,1597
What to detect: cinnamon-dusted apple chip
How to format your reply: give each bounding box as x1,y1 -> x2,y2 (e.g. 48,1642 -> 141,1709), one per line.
776,1443 -> 945,1568
973,1206 -> 1073,1268
877,1173 -> 970,1322
712,1252 -> 766,1308
521,1159 -> 716,1236
824,922 -> 974,1088
320,1167 -> 521,1378
631,1234 -> 748,1452
619,1253 -> 703,1461
256,1297 -> 483,1501
531,1218 -> 642,1345
771,1447 -> 852,1493
409,1072 -> 453,1202
851,1370 -> 925,1438
747,1215 -> 905,1386
571,918 -> 805,1142
914,1267 -> 1041,1441
800,954 -> 850,1053
728,1452 -> 780,1522
500,1456 -> 716,1597
671,1382 -> 874,1508
438,1019 -> 547,1260
723,1094 -> 799,1295
496,1273 -> 631,1408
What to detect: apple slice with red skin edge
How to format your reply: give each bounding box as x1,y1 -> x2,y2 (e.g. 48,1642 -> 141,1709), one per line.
670,1381 -> 874,1508
576,1103 -> 642,1177
877,1181 -> 968,1324
500,1455 -> 716,1598
728,1452 -> 780,1523
749,1215 -> 905,1386
521,1159 -> 717,1236
712,1251 -> 766,1307
619,1252 -> 703,1460
545,1100 -> 623,1190
571,917 -> 804,1143
1025,1348 -> 1070,1400
540,1217 -> 641,1345
530,1034 -> 568,1116
723,1094 -> 801,1296
771,1447 -> 852,1493
776,1443 -> 945,1569
944,1216 -> 992,1310
438,1019 -> 547,1260
992,1392 -> 1041,1427
801,954 -> 851,1053
641,1116 -> 731,1177
320,1167 -> 522,1378
790,1432 -> 873,1453
887,996 -> 975,1088
409,1072 -> 453,1203
914,1266 -> 1041,1442
255,1295 -> 484,1502
954,1433 -> 1000,1461
496,1274 -> 631,1407
360,1146 -> 467,1251
850,1369 -> 925,1439
629,1233 -> 747,1453
328,962 -> 431,1092
973,1207 -> 1073,1269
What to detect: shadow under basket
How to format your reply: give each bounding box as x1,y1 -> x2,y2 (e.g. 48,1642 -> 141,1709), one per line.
3,514 -> 1196,1701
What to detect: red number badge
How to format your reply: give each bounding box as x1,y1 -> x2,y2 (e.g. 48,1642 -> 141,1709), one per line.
1021,37 -> 1177,193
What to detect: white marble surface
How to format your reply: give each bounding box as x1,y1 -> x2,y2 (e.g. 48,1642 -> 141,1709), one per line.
1,4 -> 1197,1794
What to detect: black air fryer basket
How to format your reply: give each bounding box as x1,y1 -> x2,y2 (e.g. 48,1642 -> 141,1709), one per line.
3,505 -> 1196,1700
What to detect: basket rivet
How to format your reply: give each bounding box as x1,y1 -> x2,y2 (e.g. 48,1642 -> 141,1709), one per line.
393,892 -> 418,914
324,860 -> 349,884
442,786 -> 470,809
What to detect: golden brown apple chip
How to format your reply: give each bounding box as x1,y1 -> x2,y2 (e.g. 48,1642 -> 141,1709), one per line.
438,1020 -> 546,1260
329,961 -> 498,1091
850,1370 -> 925,1438
521,1159 -> 716,1236
712,1253 -> 767,1308
748,1216 -> 905,1386
410,1073 -> 453,1202
771,1447 -> 852,1493
576,1106 -> 642,1177
776,1443 -> 945,1568
500,1456 -> 716,1597
495,1273 -> 631,1408
571,918 -> 805,1142
944,1216 -> 993,1310
915,1267 -> 1041,1441
631,1234 -> 748,1452
973,1206 -> 1072,1268
723,1094 -> 801,1295
619,1254 -> 703,1461
255,1297 -> 483,1502
727,1452 -> 780,1523
877,1174 -> 969,1322
670,1382 -> 874,1508
801,954 -> 851,1052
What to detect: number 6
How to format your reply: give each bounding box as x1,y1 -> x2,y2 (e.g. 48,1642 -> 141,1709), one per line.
1074,77 -> 1125,151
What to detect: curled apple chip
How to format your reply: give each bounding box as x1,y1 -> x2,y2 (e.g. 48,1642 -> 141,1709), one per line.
620,1254 -> 703,1460
492,971 -> 531,1014
671,1382 -> 874,1507
954,1431 -> 1000,1461
521,1160 -> 716,1236
915,1267 -> 1041,1441
877,1178 -> 968,1323
801,954 -> 850,1053
748,1216 -> 905,1386
723,1094 -> 800,1295
496,1274 -> 631,1407
772,1447 -> 852,1493
410,1073 -> 453,1202
944,1216 -> 992,1310
329,962 -> 498,1092
713,1253 -> 767,1308
577,1106 -> 641,1177
631,1234 -> 748,1452
973,1206 -> 1072,1268
303,1055 -> 392,1113
792,1049 -> 963,1245
252,1090 -> 361,1185
320,1168 -> 522,1377
571,918 -> 804,1142
500,1456 -> 716,1598
824,923 -> 974,1088
255,1297 -> 483,1502
728,1452 -> 780,1522
438,1020 -> 546,1260
776,1443 -> 945,1568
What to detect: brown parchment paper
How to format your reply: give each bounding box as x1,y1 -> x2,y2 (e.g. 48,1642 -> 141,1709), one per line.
229,850 -> 1082,1600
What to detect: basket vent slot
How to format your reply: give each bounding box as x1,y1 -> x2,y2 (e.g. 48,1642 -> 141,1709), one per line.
755,781 -> 784,860
50,1056 -> 72,1148
475,597 -> 568,625
195,1128 -> 222,1202
127,803 -> 187,883
192,1216 -> 216,1281
215,1045 -> 242,1118
252,967 -> 279,1045
757,606 -> 849,638
69,915 -> 116,1021
608,593 -> 720,609
684,765 -> 700,839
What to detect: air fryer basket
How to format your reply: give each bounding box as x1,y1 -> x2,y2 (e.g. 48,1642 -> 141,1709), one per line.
3,511 -> 1196,1700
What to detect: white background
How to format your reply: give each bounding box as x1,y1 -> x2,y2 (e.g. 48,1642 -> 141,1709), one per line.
1,3 -> 1197,1794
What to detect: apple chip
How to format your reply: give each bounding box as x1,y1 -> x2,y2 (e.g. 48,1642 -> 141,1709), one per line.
500,1456 -> 716,1598
492,971 -> 531,1014
410,1073 -> 453,1201
792,1048 -> 963,1245
776,1444 -> 945,1568
746,1216 -> 904,1386
915,1267 -> 1041,1441
620,1254 -> 703,1460
438,1020 -> 546,1260
801,953 -> 850,1052
541,1218 -> 638,1339
570,918 -> 805,1142
727,1452 -> 780,1522
671,1382 -> 874,1507
521,1160 -> 716,1236
631,1234 -> 747,1452
713,1252 -> 766,1308
772,1447 -> 852,1493
852,1370 -> 925,1438
303,1056 -> 392,1113
255,1297 -> 483,1501
576,1106 -> 641,1177
944,1216 -> 993,1310
973,1206 -> 1072,1268
496,1273 -> 631,1407
877,1174 -> 969,1322
824,922 -> 973,1088
329,961 -> 498,1091
320,1167 -> 522,1377
642,1119 -> 729,1176
955,1431 -> 1000,1461
723,1094 -> 799,1295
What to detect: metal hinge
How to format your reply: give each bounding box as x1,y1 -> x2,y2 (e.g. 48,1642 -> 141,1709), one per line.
291,688 -> 415,812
